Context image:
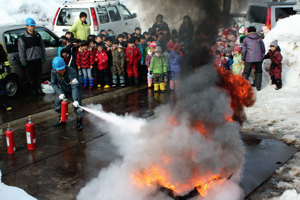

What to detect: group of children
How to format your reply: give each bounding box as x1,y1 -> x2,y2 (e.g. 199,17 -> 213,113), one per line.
58,26 -> 185,93
213,24 -> 283,90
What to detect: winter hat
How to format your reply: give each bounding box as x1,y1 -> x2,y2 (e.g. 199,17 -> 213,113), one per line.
149,41 -> 157,48
222,30 -> 229,37
224,47 -> 232,55
155,46 -> 162,52
234,45 -> 242,52
166,41 -> 175,49
172,44 -> 180,52
270,40 -> 278,48
238,27 -> 245,34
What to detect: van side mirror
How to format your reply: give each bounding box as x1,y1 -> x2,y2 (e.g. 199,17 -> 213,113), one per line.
132,13 -> 137,18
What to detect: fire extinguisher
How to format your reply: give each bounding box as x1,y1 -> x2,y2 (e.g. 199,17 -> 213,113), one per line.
26,115 -> 36,150
6,123 -> 16,154
61,100 -> 69,122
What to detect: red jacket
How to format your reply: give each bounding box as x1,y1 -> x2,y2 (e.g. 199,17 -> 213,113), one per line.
94,50 -> 108,70
265,49 -> 283,79
63,54 -> 70,65
125,46 -> 141,66
76,49 -> 94,68
214,57 -> 227,68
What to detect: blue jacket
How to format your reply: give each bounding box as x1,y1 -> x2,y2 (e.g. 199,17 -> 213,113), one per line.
169,50 -> 182,72
137,43 -> 144,64
225,58 -> 233,70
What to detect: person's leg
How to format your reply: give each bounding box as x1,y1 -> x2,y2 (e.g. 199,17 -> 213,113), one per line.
274,67 -> 282,89
118,65 -> 125,87
0,79 -> 12,111
153,74 -> 159,92
103,68 -> 111,88
254,62 -> 263,89
112,65 -> 118,87
72,90 -> 84,131
126,64 -> 134,86
159,74 -> 166,93
96,69 -> 101,87
169,72 -> 175,91
242,62 -> 254,81
34,60 -> 45,95
26,61 -> 37,96
82,68 -> 88,88
147,67 -> 153,87
133,64 -> 139,87
87,68 -> 94,89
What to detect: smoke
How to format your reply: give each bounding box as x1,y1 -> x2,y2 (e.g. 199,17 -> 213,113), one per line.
77,65 -> 245,200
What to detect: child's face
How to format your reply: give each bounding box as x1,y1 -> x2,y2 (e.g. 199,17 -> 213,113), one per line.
141,38 -> 146,44
150,47 -> 155,53
174,37 -> 179,42
153,36 -> 157,41
166,46 -> 171,52
113,44 -> 118,49
128,43 -> 134,48
62,39 -> 67,45
123,38 -> 127,41
163,30 -> 168,35
215,54 -> 221,59
158,35 -> 163,40
225,52 -> 230,57
102,37 -> 105,41
234,51 -> 239,55
97,46 -> 103,51
62,52 -> 67,57
135,30 -> 141,35
82,46 -> 88,50
221,34 -> 226,39
65,33 -> 71,39
89,42 -> 95,49
270,46 -> 276,51
118,37 -> 123,43
128,35 -> 131,39
147,41 -> 152,46
95,37 -> 102,43
106,41 -> 112,47
145,34 -> 150,39
108,31 -> 112,35
135,40 -> 139,45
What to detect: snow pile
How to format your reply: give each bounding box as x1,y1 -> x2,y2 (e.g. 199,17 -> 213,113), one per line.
277,189 -> 300,200
0,170 -> 37,200
243,15 -> 300,145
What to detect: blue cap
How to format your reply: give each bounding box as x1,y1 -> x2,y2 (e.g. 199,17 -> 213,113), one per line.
25,18 -> 36,26
52,57 -> 66,70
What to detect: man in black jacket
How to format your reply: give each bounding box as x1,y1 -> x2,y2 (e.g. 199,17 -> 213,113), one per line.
18,18 -> 47,96
152,14 -> 170,35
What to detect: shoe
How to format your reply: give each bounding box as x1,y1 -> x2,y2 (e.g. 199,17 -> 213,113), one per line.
121,83 -> 125,87
148,83 -> 152,88
275,87 -> 281,90
30,82 -> 37,96
128,78 -> 133,86
36,80 -> 45,95
0,95 -> 12,111
112,84 -> 116,87
270,83 -> 275,85
89,86 -> 93,90
256,87 -> 261,91
97,84 -> 101,88
161,90 -> 165,93
134,77 -> 139,88
104,85 -> 110,89
77,117 -> 83,131
53,115 -> 66,127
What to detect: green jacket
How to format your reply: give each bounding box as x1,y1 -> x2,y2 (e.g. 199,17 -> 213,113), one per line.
69,19 -> 91,40
149,56 -> 167,74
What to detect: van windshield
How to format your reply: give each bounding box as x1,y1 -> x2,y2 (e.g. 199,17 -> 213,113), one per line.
56,8 -> 91,26
247,6 -> 267,24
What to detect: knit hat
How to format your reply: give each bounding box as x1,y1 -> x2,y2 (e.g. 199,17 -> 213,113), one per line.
238,27 -> 245,34
270,40 -> 278,48
155,46 -> 162,52
234,45 -> 242,52
224,47 -> 232,55
172,44 -> 180,52
149,41 -> 157,48
166,41 -> 175,49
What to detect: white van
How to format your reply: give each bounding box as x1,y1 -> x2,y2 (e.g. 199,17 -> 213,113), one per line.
245,1 -> 297,31
52,0 -> 140,37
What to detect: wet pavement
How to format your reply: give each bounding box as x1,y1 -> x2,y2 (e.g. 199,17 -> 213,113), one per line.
0,88 -> 298,200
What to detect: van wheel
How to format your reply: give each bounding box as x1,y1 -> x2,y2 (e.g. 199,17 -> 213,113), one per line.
5,77 -> 19,97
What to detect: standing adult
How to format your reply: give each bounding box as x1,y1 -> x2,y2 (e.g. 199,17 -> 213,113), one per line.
51,57 -> 84,131
178,15 -> 194,40
68,12 -> 91,41
242,26 -> 265,91
0,42 -> 12,111
152,14 -> 170,35
19,18 -> 47,96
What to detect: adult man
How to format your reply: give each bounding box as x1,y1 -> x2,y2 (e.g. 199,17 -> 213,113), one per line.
19,18 -> 47,96
51,57 -> 84,131
0,42 -> 12,111
242,26 -> 265,91
68,12 -> 91,40
152,14 -> 170,35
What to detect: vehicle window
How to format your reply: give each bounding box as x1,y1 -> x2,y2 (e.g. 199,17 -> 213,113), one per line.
56,8 -> 91,26
275,7 -> 296,21
97,7 -> 109,24
119,5 -> 132,20
36,28 -> 58,48
3,29 -> 26,54
247,6 -> 267,24
107,6 -> 121,22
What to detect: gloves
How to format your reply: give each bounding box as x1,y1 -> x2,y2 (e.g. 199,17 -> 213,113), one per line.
73,101 -> 79,108
22,62 -> 28,67
5,66 -> 11,73
42,58 -> 46,63
59,94 -> 66,100
149,71 -> 153,75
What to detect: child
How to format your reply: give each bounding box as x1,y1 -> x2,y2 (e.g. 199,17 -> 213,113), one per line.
143,32 -> 150,40
94,44 -> 110,88
76,40 -> 95,89
95,35 -> 102,45
224,49 -> 233,70
264,40 -> 283,90
125,38 -> 141,87
61,48 -> 70,65
149,46 -> 167,93
146,41 -> 157,87
214,50 -> 227,68
135,27 -> 141,37
88,39 -> 98,86
117,34 -> 124,43
164,41 -> 174,73
105,37 -> 113,75
112,40 -> 125,87
169,44 -> 182,91
231,45 -> 244,75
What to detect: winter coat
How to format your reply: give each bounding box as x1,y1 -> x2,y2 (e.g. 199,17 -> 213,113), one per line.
242,32 -> 265,62
68,19 -> 91,41
232,53 -> 244,75
76,49 -> 94,68
112,48 -> 125,67
144,46 -> 150,63
18,31 -> 46,64
0,42 -> 10,80
169,50 -> 182,72
163,51 -> 170,71
214,57 -> 227,68
152,14 -> 170,34
137,43 -> 144,64
125,46 -> 141,66
264,49 -> 283,79
149,56 -> 167,74
65,43 -> 78,68
225,57 -> 233,70
94,50 -> 108,70
178,23 -> 194,40
146,50 -> 155,69
105,45 -> 113,67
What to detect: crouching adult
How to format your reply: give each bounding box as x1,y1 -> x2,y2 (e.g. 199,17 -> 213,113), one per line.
51,57 -> 84,131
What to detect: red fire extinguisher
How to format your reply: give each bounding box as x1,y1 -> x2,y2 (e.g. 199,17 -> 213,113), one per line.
6,123 -> 16,154
26,115 -> 36,150
61,100 -> 69,122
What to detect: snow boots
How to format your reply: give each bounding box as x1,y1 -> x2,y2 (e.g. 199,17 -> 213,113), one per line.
134,77 -> 139,88
53,115 -> 66,127
89,78 -> 94,89
120,76 -> 125,87
160,83 -> 166,93
112,76 -> 117,87
77,117 -> 83,131
154,84 -> 159,93
83,78 -> 88,89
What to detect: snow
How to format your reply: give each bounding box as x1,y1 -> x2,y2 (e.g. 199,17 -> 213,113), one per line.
0,170 -> 37,200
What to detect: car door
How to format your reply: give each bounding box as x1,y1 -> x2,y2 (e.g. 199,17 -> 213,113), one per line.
118,5 -> 138,34
97,6 -> 114,32
105,5 -> 123,35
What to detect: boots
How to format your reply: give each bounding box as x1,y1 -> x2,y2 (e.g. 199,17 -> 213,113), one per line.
89,78 -> 94,89
83,78 -> 88,89
112,76 -> 117,87
154,84 -> 159,93
134,77 -> 139,88
128,77 -> 133,86
0,95 -> 12,111
120,76 -> 125,87
160,83 -> 166,93
30,81 -> 37,96
36,80 -> 45,95
53,115 -> 66,127
77,117 -> 83,131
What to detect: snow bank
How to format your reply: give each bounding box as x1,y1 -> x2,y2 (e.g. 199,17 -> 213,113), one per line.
0,170 -> 37,200
243,15 -> 300,145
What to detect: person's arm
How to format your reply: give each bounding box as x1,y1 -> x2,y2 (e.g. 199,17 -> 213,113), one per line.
69,71 -> 81,102
274,52 -> 283,65
242,39 -> 247,62
103,51 -> 108,63
76,52 -> 81,69
137,49 -> 141,62
51,71 -> 63,95
18,36 -> 27,64
68,22 -> 78,38
120,49 -> 125,67
140,47 -> 144,64
149,57 -> 154,72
